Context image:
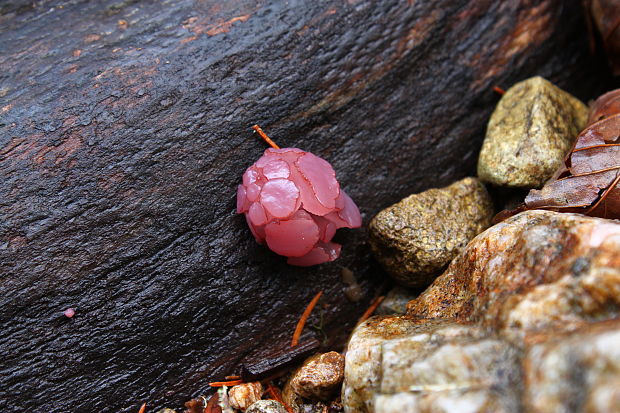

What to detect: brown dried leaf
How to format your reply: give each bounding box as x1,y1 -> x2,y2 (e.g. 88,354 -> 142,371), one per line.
524,106 -> 620,218
588,88 -> 620,124
587,0 -> 620,75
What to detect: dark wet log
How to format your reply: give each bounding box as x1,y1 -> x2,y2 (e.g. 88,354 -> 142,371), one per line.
0,0 -> 609,411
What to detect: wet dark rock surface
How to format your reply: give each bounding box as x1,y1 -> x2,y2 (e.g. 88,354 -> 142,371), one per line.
0,0 -> 609,411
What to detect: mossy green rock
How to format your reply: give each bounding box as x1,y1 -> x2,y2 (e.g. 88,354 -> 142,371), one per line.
369,177 -> 493,288
478,76 -> 588,188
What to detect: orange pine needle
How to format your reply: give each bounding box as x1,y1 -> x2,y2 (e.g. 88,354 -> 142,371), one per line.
572,143 -> 620,152
138,402 -> 146,413
493,86 -> 506,95
225,375 -> 241,380
252,124 -> 280,149
291,290 -> 323,347
209,379 -> 244,387
357,296 -> 385,324
267,383 -> 295,413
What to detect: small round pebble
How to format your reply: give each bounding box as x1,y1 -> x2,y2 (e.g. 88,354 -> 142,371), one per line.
369,177 -> 493,288
288,351 -> 345,401
246,399 -> 288,413
63,308 -> 75,318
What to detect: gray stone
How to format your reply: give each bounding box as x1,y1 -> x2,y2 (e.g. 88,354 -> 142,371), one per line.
369,177 -> 493,288
477,76 -> 588,188
246,400 -> 289,413
343,318 -> 521,413
523,320 -> 620,413
376,287 -> 417,315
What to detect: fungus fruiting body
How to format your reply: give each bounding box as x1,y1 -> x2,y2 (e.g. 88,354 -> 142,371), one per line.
237,126 -> 361,266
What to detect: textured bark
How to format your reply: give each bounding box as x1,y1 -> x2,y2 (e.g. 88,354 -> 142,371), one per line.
0,0 -> 610,411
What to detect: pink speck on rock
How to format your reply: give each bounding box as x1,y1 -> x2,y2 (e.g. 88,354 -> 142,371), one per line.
63,308 -> 75,318
238,147 -> 361,266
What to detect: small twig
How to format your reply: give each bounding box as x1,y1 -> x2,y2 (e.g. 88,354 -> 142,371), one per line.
357,296 -> 385,324
252,124 -> 280,149
492,86 -> 506,95
292,290 -> 323,347
209,380 -> 244,387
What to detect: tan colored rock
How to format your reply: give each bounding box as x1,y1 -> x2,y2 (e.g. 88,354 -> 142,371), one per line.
407,210 -> 620,336
369,177 -> 493,288
285,352 -> 345,402
477,76 -> 588,188
229,382 -> 263,412
344,210 -> 620,413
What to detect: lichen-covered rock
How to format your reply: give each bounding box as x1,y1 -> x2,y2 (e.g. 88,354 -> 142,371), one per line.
285,352 -> 345,402
368,177 -> 493,288
344,210 -> 620,413
229,382 -> 263,412
375,287 -> 417,315
477,76 -> 588,188
407,210 -> 620,335
246,400 -> 289,413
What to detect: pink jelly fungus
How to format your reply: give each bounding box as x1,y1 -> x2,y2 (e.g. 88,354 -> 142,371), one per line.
238,148 -> 361,266
63,308 -> 75,318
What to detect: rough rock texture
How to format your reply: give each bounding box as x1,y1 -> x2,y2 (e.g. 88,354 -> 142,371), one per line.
344,317 -> 620,413
524,319 -> 620,413
407,210 -> 620,335
369,177 -> 493,288
376,287 -> 417,315
246,400 -> 288,413
343,318 -> 521,413
0,0 -> 610,411
477,76 -> 588,188
344,210 -> 620,412
285,352 -> 345,403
